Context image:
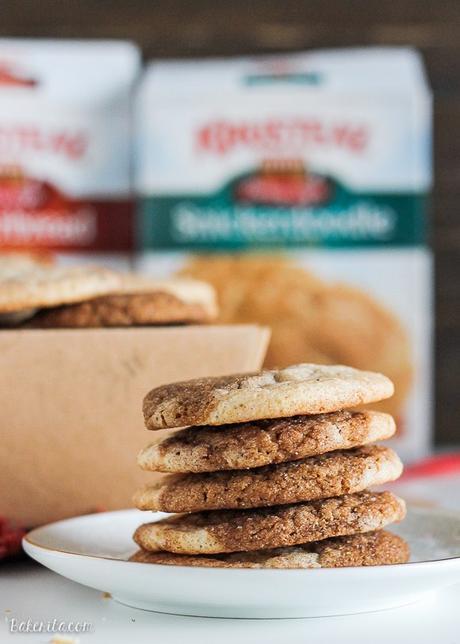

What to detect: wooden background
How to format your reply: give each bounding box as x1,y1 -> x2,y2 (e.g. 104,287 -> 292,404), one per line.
1,1 -> 459,444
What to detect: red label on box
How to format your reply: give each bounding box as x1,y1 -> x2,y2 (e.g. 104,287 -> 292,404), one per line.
0,170 -> 134,251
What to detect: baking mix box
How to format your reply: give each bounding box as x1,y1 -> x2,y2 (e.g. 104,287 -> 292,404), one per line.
0,39 -> 140,268
135,48 -> 433,461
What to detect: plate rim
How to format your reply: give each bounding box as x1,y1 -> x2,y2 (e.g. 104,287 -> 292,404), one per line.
23,505 -> 460,573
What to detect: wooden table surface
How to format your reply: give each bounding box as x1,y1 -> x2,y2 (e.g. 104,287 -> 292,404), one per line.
1,0 -> 459,443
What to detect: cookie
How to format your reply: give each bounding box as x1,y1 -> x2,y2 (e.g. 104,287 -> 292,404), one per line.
26,276 -> 217,327
134,445 -> 403,513
138,410 -> 395,473
130,530 -> 410,568
288,283 -> 412,417
0,265 -> 122,313
133,490 -> 406,554
0,252 -> 53,274
143,363 -> 394,429
181,255 -> 412,418
0,309 -> 38,326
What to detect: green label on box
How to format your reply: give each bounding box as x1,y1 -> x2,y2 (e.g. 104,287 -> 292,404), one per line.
138,172 -> 427,250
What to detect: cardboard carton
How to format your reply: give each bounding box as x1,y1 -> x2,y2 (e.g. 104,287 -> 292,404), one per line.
0,324 -> 269,525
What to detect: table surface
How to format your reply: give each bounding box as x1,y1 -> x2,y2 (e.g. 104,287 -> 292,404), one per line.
1,562 -> 460,644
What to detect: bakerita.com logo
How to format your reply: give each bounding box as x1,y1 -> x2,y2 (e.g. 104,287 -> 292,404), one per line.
196,119 -> 368,156
6,616 -> 93,635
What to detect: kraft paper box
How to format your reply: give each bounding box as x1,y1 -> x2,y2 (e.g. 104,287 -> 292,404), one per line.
0,324 -> 269,526
135,47 -> 432,462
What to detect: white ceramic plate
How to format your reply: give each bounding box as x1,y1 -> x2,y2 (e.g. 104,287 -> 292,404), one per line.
23,506 -> 460,619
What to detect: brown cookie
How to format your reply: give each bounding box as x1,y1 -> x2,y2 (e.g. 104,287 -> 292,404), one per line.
143,363 -> 394,430
130,530 -> 410,568
134,445 -> 403,513
138,410 -> 395,473
27,277 -> 217,327
133,491 -> 406,555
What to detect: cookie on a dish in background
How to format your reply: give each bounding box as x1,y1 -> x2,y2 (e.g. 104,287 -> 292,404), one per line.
0,252 -> 56,324
0,264 -> 122,315
26,275 -> 217,328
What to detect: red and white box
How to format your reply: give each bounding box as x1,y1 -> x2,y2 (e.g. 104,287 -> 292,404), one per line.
0,39 -> 140,267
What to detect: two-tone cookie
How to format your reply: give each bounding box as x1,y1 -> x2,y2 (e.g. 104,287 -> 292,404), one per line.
134,491 -> 406,555
130,530 -> 410,568
134,445 -> 403,513
138,409 -> 395,474
143,363 -> 394,429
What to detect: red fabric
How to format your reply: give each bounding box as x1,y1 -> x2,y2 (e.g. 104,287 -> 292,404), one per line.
0,517 -> 26,560
401,454 -> 460,480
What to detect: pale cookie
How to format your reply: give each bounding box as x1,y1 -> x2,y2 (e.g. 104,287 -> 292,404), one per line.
27,276 -> 217,327
0,252 -> 53,274
130,530 -> 410,568
143,364 -> 394,429
134,445 -> 403,513
133,490 -> 406,555
138,410 -> 395,473
0,253 -> 54,323
0,265 -> 122,313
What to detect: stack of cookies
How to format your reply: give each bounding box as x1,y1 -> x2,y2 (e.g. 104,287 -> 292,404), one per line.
131,364 -> 409,569
0,260 -> 216,328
